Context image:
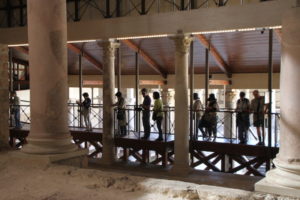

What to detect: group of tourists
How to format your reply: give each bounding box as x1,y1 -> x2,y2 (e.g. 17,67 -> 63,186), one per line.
192,90 -> 267,145
9,88 -> 267,145
113,88 -> 164,141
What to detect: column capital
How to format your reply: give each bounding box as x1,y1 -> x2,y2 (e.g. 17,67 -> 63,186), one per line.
171,34 -> 193,54
100,40 -> 120,58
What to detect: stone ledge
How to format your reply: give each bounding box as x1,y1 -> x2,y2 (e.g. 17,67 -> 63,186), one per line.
255,178 -> 300,198
8,148 -> 89,167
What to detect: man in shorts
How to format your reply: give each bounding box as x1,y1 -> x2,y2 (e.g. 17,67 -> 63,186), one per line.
250,90 -> 266,145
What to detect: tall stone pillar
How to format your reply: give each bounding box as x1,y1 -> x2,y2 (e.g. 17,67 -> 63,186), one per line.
0,45 -> 9,150
171,34 -> 193,174
101,40 -> 119,165
255,7 -> 300,198
22,0 -> 77,154
224,85 -> 236,139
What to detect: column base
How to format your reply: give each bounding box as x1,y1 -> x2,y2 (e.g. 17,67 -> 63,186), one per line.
170,164 -> 191,176
255,158 -> 300,198
255,177 -> 300,198
10,148 -> 88,167
21,136 -> 78,154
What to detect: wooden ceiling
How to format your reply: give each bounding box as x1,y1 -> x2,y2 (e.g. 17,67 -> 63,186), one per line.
12,30 -> 281,76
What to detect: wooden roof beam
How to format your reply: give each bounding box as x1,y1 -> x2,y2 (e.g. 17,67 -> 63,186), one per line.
274,28 -> 282,43
67,43 -> 103,72
12,46 -> 29,55
122,39 -> 167,79
195,34 -> 231,77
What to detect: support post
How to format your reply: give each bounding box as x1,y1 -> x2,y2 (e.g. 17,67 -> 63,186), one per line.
79,53 -> 83,127
105,0 -> 110,18
117,47 -> 121,91
171,33 -> 193,175
135,52 -> 140,134
141,0 -> 146,15
205,48 -> 209,107
0,44 -> 9,150
101,40 -> 120,164
116,0 -> 121,17
74,0 -> 80,21
189,41 -> 194,140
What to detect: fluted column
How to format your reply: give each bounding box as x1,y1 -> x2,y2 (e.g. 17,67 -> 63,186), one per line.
171,34 -> 193,174
255,6 -> 300,198
101,40 -> 119,164
0,45 -> 9,150
22,0 -> 77,154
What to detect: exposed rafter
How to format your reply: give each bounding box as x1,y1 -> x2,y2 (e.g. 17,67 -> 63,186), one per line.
67,43 -> 103,72
13,46 -> 28,55
195,34 -> 231,77
274,28 -> 282,43
122,39 -> 167,79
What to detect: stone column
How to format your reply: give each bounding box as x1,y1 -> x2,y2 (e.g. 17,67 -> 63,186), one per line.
101,40 -> 119,165
22,0 -> 77,154
255,7 -> 300,198
224,85 -> 236,139
171,34 -> 193,174
0,45 -> 9,150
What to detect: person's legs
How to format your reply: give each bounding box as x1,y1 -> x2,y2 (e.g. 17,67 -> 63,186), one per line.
195,119 -> 200,140
142,112 -> 150,139
199,120 -> 206,138
14,108 -> 21,128
238,124 -> 244,143
156,118 -> 163,140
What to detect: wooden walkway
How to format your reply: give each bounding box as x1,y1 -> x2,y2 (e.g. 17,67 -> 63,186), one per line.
9,126 -> 279,176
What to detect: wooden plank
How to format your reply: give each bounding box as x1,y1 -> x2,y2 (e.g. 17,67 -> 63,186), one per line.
13,46 -> 28,55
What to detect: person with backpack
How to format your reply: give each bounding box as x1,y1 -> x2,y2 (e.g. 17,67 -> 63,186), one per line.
199,93 -> 219,140
152,91 -> 164,141
236,92 -> 250,144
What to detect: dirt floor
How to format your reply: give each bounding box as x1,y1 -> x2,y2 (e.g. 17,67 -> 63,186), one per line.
0,151 -> 298,200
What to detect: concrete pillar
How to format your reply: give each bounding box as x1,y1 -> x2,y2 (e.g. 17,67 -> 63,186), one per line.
255,7 -> 300,198
171,34 -> 193,174
22,0 -> 77,154
0,45 -> 9,150
101,40 -> 119,165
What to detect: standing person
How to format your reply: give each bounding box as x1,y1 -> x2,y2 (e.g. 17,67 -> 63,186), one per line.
77,92 -> 92,131
11,91 -> 21,129
251,90 -> 266,145
235,92 -> 250,144
113,91 -> 127,137
192,93 -> 204,140
200,93 -> 219,140
140,88 -> 151,139
152,91 -> 164,141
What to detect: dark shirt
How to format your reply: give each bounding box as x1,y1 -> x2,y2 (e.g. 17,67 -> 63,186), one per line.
82,98 -> 91,109
143,95 -> 151,111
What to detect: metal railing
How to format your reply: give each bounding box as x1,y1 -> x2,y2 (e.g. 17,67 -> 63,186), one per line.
9,102 -> 280,147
